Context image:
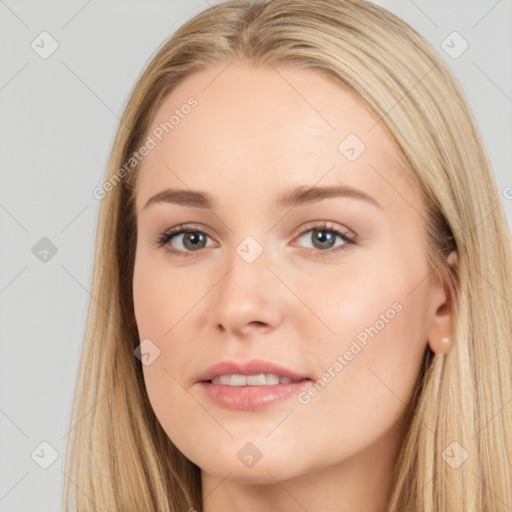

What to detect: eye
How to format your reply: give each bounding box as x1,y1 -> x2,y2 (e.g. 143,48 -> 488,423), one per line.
292,221 -> 356,256
154,224 -> 215,257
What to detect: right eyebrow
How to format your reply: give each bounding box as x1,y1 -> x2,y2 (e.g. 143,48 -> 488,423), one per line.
143,189 -> 213,210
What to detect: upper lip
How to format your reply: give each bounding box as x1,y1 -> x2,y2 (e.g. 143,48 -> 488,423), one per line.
196,359 -> 312,383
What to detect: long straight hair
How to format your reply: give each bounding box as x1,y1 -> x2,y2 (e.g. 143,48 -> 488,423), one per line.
63,1 -> 512,510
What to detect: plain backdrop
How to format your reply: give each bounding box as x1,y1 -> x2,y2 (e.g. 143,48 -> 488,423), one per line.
0,1 -> 511,510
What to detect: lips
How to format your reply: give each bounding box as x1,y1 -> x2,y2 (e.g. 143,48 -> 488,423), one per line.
195,359 -> 312,383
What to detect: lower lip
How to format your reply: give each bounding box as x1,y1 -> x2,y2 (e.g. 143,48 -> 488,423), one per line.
198,380 -> 312,410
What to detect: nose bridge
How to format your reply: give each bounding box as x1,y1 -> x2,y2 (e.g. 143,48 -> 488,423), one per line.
210,233 -> 282,335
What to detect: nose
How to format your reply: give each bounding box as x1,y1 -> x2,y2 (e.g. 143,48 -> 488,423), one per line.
209,242 -> 285,338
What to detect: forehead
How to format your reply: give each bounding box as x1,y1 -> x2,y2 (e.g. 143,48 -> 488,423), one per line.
134,59 -> 417,215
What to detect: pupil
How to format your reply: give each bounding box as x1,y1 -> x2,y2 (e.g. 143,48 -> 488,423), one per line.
314,230 -> 335,249
184,232 -> 205,250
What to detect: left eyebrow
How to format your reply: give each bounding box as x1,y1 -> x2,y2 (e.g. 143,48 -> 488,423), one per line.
142,184 -> 382,211
277,185 -> 382,210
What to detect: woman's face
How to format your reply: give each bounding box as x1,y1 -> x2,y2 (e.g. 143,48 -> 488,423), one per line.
132,60 -> 448,485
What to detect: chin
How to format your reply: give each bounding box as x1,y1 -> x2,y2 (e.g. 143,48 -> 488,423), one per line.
196,448 -> 310,485
201,463 -> 298,485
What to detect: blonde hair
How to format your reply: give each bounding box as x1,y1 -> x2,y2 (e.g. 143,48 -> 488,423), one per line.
63,0 -> 512,510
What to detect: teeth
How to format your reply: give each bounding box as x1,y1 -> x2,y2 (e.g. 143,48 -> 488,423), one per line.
247,374 -> 268,385
211,373 -> 296,386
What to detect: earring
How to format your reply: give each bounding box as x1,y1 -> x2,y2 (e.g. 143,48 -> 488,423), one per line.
438,336 -> 453,355
429,336 -> 453,355
447,251 -> 457,266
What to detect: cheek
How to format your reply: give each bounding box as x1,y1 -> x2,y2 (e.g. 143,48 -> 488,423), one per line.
132,250 -> 199,338
133,254 -> 210,442
299,266 -> 430,439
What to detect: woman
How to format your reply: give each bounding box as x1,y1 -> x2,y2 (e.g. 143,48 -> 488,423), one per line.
63,0 -> 512,510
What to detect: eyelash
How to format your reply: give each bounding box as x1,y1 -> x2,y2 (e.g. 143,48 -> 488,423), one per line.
154,221 -> 357,259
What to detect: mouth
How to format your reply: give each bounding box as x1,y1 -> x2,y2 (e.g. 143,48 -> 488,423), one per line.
195,358 -> 312,385
195,359 -> 313,410
205,373 -> 311,386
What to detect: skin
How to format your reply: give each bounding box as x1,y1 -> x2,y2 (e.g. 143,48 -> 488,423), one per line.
132,59 -> 454,512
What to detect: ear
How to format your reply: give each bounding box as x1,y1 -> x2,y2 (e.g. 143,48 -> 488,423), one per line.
427,250 -> 457,355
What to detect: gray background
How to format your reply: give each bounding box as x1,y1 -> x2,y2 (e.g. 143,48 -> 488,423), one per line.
0,1 -> 511,510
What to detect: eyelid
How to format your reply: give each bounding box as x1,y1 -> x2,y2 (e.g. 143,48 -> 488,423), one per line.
160,223 -> 215,240
293,219 -> 357,241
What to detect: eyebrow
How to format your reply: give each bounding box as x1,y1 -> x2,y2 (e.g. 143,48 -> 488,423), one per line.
142,184 -> 382,211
